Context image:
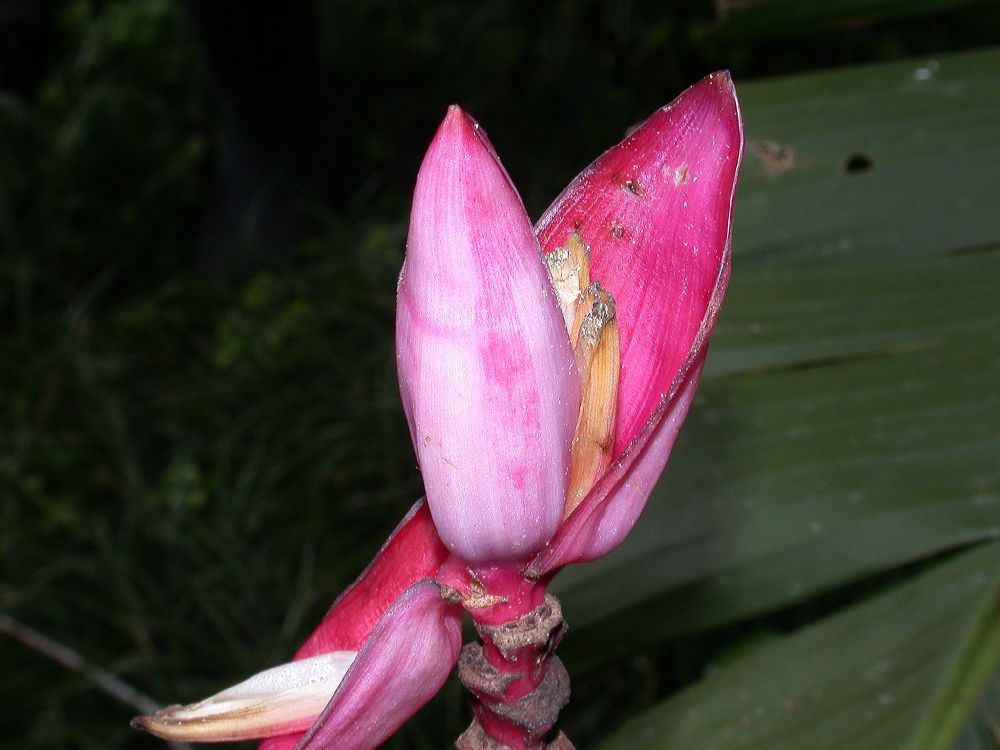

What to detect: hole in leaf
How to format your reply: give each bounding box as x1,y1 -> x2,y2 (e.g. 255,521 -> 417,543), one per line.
844,154 -> 873,173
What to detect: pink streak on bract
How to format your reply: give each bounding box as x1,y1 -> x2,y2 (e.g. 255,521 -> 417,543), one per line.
260,500 -> 448,750
531,359 -> 705,573
536,72 -> 742,461
396,106 -> 579,565
296,580 -> 463,750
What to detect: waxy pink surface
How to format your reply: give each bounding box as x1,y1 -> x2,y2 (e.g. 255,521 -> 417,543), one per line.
396,106 -> 579,565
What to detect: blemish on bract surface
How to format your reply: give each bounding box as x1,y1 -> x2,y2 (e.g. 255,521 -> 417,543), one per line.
622,178 -> 644,196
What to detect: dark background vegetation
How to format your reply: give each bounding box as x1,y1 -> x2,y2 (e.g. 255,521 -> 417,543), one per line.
2,1 -> 998,748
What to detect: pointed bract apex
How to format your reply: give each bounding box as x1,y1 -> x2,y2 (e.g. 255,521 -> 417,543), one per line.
533,72 -> 743,569
397,106 -> 580,565
537,71 -> 741,460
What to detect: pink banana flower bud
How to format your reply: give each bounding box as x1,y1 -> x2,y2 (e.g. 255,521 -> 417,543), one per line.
133,72 -> 743,750
396,104 -> 581,566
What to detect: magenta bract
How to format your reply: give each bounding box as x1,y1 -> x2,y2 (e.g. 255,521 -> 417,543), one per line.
533,71 -> 743,569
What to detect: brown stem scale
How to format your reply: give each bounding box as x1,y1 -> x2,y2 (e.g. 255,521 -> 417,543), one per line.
456,594 -> 574,750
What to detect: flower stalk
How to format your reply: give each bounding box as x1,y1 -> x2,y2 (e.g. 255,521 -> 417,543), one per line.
457,593 -> 570,750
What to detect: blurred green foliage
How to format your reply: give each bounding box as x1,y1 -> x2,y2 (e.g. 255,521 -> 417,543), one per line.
1,0 -> 998,748
1,0 -> 207,321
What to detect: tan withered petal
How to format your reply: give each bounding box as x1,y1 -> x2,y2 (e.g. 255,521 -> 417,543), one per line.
570,282 -> 614,374
564,284 -> 620,517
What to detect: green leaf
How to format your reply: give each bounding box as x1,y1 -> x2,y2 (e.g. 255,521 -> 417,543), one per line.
708,251 -> 1000,378
557,251 -> 1000,659
596,542 -> 1000,750
736,47 -> 1000,267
